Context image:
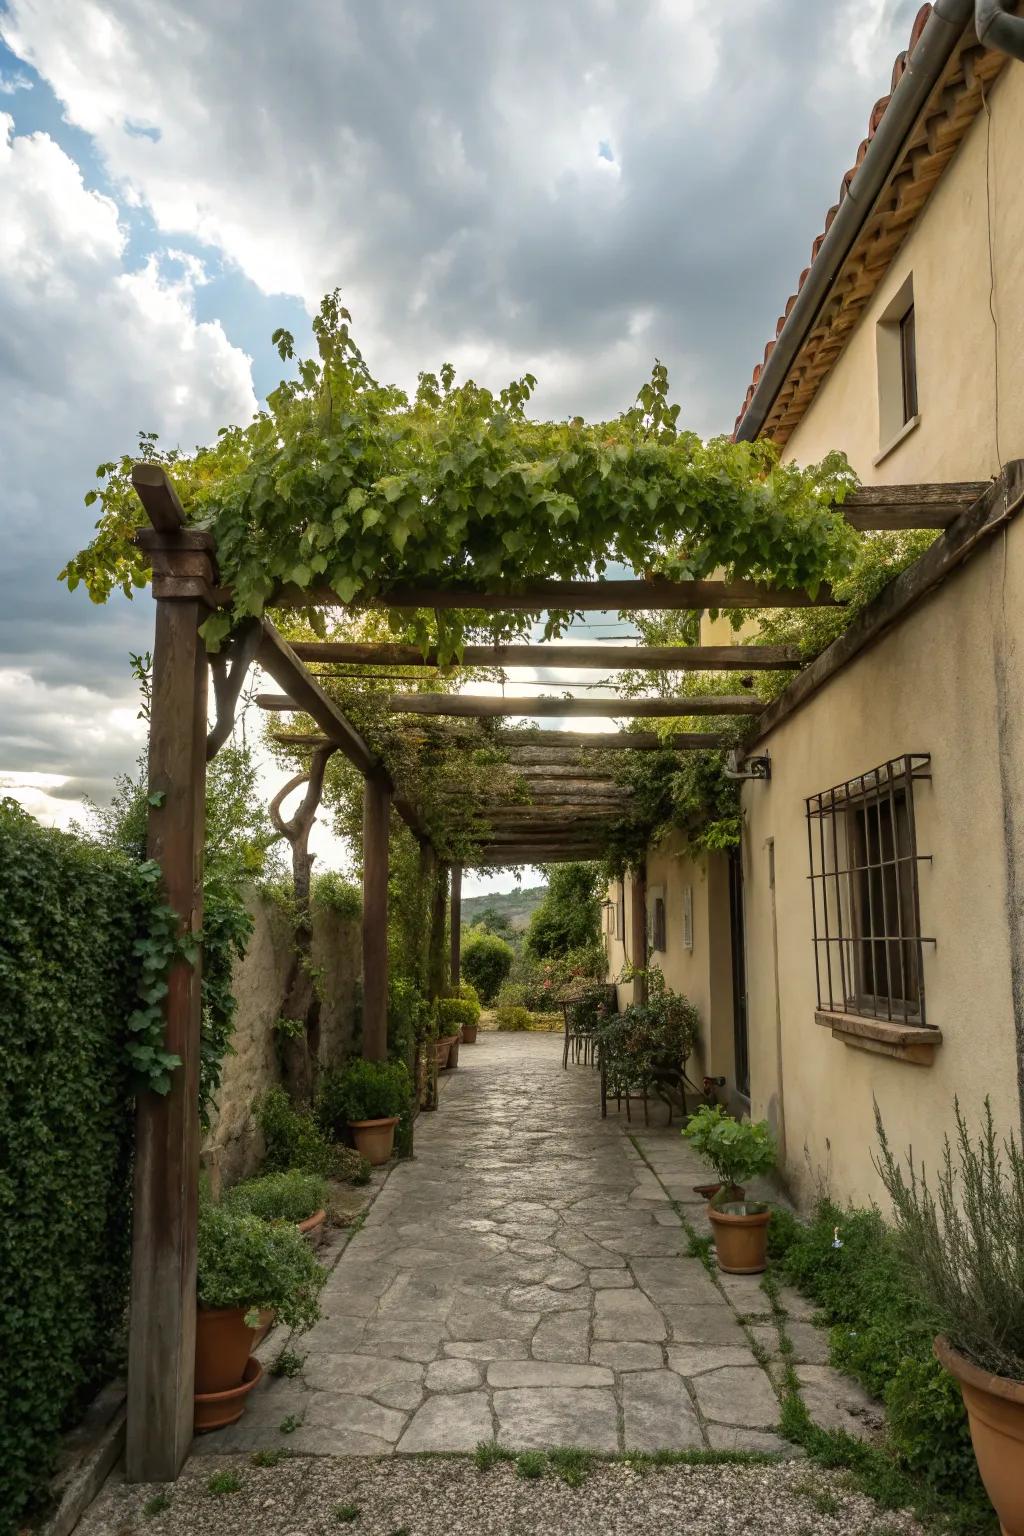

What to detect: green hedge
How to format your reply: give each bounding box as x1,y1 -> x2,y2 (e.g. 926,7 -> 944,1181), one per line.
0,802 -> 141,1534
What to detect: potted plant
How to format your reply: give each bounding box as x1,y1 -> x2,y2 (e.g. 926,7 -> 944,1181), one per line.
224,1169 -> 329,1245
682,1103 -> 747,1202
436,997 -> 480,1065
320,1057 -> 410,1165
875,1099 -> 1024,1534
194,1201 -> 325,1431
457,984 -> 482,1045
683,1106 -> 776,1274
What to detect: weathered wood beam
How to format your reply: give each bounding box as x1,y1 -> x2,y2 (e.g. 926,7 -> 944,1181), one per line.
257,625 -> 377,777
131,461 -> 187,532
270,726 -> 727,754
450,864 -> 462,987
471,850 -> 605,864
285,577 -> 839,611
841,481 -> 989,530
361,772 -> 390,1062
127,556 -> 210,1482
384,694 -> 762,719
289,641 -> 802,671
749,464 -> 1024,747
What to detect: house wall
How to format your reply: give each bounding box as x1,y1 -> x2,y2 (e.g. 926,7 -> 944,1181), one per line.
203,887 -> 362,1186
604,832 -> 735,1091
783,56 -> 1024,480
740,513 -> 1024,1209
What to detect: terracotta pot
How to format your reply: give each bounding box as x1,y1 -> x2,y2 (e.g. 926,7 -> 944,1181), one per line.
707,1202 -> 771,1274
935,1337 -> 1024,1535
448,1033 -> 461,1069
435,1036 -> 453,1071
195,1304 -> 257,1395
349,1115 -> 399,1166
194,1355 -> 263,1433
462,1023 -> 479,1045
297,1208 -> 326,1246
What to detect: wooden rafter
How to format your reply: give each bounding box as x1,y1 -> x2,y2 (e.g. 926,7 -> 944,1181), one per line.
279,576 -> 839,611
270,727 -> 729,753
260,692 -> 760,719
288,641 -> 802,670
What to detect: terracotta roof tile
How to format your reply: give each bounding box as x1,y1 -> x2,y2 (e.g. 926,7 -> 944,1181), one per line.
733,5 -> 934,439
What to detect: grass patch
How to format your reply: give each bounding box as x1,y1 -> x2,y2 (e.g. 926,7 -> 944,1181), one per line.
547,1447 -> 593,1487
620,1449 -> 781,1473
205,1471 -> 242,1497
515,1451 -> 546,1480
334,1504 -> 360,1523
686,1232 -> 716,1273
279,1413 -> 303,1434
251,1447 -> 292,1467
142,1493 -> 171,1517
474,1441 -> 515,1471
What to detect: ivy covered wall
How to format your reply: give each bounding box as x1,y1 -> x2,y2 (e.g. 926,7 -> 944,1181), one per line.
0,801 -> 140,1535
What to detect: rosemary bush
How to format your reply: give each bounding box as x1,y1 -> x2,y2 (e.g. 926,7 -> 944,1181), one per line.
875,1097 -> 1024,1381
224,1169 -> 327,1224
197,1202 -> 324,1330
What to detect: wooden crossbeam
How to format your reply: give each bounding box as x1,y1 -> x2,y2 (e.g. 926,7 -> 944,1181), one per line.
285,577 -> 837,611
841,482 -> 989,530
470,847 -> 605,863
270,725 -> 726,754
383,694 -> 761,719
288,641 -> 801,671
260,691 -> 760,719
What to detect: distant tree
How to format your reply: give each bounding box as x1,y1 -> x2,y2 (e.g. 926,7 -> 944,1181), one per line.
473,905 -> 514,940
462,929 -> 514,1002
525,863 -> 602,960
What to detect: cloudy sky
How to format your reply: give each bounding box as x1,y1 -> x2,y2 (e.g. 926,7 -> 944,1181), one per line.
0,0 -> 921,891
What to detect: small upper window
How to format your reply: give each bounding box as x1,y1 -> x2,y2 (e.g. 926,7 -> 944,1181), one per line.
875,274 -> 919,460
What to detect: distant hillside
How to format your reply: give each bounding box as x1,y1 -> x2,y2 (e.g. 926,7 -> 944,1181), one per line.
462,884 -> 546,936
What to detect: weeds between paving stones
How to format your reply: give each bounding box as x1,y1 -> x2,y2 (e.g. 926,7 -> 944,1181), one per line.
270,1348 -> 306,1378
142,1493 -> 171,1517
251,1448 -> 292,1467
546,1448 -> 594,1487
515,1452 -> 546,1480
791,1477 -> 842,1517
205,1471 -> 242,1497
279,1413 -> 303,1434
334,1504 -> 360,1523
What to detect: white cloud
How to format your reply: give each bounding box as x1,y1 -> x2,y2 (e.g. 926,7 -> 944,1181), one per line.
0,115 -> 257,812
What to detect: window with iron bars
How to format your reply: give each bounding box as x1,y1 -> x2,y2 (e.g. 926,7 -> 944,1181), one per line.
806,754 -> 933,1026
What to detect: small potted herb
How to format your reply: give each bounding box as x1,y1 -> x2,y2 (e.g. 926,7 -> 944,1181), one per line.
875,1099 -> 1024,1535
319,1058 -> 410,1165
194,1201 -> 325,1431
224,1169 -> 329,1244
457,984 -> 483,1044
683,1106 -> 776,1274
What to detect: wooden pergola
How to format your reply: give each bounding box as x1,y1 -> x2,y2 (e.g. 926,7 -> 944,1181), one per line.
124,462 -> 995,1480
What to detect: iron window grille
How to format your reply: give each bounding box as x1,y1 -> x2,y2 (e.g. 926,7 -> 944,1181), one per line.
806,754 -> 933,1026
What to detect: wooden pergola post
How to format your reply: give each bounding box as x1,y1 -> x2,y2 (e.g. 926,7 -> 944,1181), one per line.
126,507 -> 214,1482
450,864 -> 462,989
428,861 -> 450,1002
361,771 -> 391,1061
630,863 -> 648,1009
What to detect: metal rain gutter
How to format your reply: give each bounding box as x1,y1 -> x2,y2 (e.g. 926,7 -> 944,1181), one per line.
734,0 -> 976,444
976,0 -> 1024,61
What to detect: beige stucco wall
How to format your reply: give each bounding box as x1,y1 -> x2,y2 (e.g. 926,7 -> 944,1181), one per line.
604,832 -> 735,1089
203,888 -> 361,1186
783,58 -> 1024,480
740,516 -> 1024,1210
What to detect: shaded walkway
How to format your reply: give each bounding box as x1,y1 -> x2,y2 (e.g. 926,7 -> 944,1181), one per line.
199,1032 -> 805,1456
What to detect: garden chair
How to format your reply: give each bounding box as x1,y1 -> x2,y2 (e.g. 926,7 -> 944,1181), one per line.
562,984 -> 617,1069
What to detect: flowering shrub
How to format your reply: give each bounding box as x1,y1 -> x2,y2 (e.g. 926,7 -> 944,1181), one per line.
598,979 -> 700,1098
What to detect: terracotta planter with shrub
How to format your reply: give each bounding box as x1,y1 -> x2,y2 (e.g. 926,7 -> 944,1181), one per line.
707,1201 -> 771,1274
349,1115 -> 399,1165
448,1032 -> 462,1069
694,1181 -> 744,1202
462,1022 -> 479,1045
435,1034 -> 458,1070
935,1337 -> 1024,1535
297,1208 -> 327,1246
194,1355 -> 263,1432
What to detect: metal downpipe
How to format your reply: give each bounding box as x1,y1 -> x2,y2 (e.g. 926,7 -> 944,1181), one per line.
977,0 -> 1024,62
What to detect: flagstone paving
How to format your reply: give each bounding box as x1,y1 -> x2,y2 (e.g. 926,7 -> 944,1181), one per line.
193,1031 -> 876,1459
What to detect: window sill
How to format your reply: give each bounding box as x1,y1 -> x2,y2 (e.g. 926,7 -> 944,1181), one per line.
873,413 -> 921,467
814,1009 -> 941,1066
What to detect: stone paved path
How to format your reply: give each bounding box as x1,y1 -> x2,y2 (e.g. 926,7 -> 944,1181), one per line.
196,1033 -> 863,1459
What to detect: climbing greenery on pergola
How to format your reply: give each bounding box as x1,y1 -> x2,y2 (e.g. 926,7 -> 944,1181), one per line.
63,289 -> 860,660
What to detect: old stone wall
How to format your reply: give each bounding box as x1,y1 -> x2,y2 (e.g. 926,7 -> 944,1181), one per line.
203,887 -> 361,1186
